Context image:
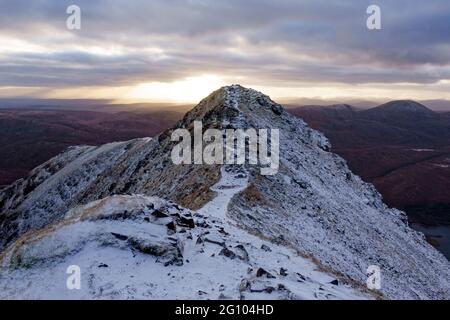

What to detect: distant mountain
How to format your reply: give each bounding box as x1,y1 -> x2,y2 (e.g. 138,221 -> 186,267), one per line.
297,104 -> 358,118
361,100 -> 437,121
289,101 -> 450,226
1,86 -> 449,299
368,100 -> 433,112
285,98 -> 450,113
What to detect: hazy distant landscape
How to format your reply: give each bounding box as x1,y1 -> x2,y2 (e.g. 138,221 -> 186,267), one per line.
0,106 -> 183,186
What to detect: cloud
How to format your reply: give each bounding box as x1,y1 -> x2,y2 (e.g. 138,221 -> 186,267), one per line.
0,0 -> 449,97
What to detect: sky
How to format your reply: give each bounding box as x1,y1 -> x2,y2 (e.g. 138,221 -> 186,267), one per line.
1,0 -> 450,103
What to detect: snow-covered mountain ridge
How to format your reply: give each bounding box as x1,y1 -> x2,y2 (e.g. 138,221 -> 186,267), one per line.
0,85 -> 449,299
0,168 -> 369,299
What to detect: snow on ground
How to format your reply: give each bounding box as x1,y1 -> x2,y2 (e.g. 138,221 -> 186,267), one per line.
196,166 -> 370,300
411,149 -> 435,152
433,164 -> 450,168
225,85 -> 241,111
0,167 -> 370,300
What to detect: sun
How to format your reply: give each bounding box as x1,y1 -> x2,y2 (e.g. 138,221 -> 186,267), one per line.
125,75 -> 226,103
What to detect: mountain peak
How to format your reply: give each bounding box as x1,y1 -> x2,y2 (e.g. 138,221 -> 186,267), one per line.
361,100 -> 436,120
178,84 -> 285,129
329,104 -> 356,111
208,84 -> 284,114
374,100 -> 434,114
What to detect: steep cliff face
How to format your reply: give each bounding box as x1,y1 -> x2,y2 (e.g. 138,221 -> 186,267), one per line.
0,85 -> 449,299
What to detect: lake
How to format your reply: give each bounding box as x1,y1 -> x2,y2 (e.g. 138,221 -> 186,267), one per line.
411,223 -> 450,260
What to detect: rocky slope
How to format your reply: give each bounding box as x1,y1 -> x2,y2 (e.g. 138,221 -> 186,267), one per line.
0,85 -> 449,299
289,103 -> 450,228
0,170 -> 368,299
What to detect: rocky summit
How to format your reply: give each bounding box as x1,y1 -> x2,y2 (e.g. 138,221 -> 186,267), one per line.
0,85 -> 449,299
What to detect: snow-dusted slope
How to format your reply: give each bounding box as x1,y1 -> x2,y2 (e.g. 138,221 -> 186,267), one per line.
0,85 -> 449,299
0,173 -> 368,299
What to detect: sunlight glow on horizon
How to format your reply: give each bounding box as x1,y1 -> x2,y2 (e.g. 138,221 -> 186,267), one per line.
122,75 -> 227,103
5,77 -> 450,105
2,2 -> 450,107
